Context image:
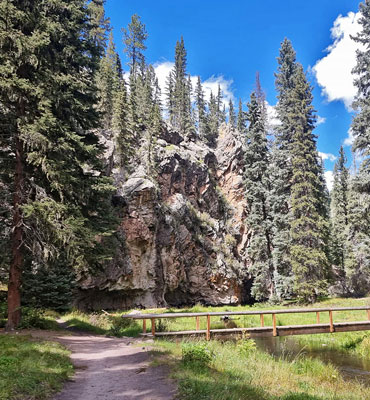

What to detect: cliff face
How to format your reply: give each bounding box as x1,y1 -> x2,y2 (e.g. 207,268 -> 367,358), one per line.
75,124 -> 252,310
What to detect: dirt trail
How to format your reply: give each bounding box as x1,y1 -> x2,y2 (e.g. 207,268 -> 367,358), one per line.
28,326 -> 177,400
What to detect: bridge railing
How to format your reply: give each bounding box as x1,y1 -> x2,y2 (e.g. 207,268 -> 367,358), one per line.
121,306 -> 370,340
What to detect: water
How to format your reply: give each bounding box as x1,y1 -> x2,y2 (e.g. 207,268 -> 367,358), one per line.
254,336 -> 370,386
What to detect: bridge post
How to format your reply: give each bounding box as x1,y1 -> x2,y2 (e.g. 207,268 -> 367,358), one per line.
272,314 -> 277,336
367,310 -> 370,320
329,311 -> 334,333
196,316 -> 200,330
143,319 -> 147,334
206,315 -> 211,341
260,314 -> 264,327
151,318 -> 155,336
316,312 -> 320,324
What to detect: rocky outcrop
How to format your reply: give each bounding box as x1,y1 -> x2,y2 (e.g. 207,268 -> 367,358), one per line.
75,123 -> 252,310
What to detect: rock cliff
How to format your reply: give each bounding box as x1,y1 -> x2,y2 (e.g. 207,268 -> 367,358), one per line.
75,124 -> 252,310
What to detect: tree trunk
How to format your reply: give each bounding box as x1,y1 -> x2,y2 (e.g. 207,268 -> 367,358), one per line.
6,135 -> 24,330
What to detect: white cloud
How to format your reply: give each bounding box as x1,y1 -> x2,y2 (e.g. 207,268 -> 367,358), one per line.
153,61 -> 235,108
324,170 -> 334,191
312,11 -> 364,110
265,102 -> 280,130
317,116 -> 326,125
202,76 -> 235,107
344,127 -> 355,146
318,152 -> 337,162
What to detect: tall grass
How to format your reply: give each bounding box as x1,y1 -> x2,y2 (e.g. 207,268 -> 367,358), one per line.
154,339 -> 370,400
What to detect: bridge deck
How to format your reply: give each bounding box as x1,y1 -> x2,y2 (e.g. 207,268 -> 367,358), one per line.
140,321 -> 370,338
122,306 -> 370,340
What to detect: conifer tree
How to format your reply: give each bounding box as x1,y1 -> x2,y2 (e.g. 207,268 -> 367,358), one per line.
244,92 -> 273,300
228,99 -> 236,129
88,0 -> 111,54
351,0 -> 370,194
0,0 -> 116,329
237,98 -> 246,133
96,32 -> 118,129
195,76 -> 208,137
165,70 -> 175,126
206,92 -> 219,146
330,147 -> 350,276
270,39 -> 298,299
289,64 -> 329,302
344,0 -> 370,294
122,14 -> 148,76
168,37 -> 195,138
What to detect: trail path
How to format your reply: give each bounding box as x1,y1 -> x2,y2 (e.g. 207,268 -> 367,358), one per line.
28,323 -> 177,400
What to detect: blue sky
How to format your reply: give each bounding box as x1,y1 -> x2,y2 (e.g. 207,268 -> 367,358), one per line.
105,0 -> 363,188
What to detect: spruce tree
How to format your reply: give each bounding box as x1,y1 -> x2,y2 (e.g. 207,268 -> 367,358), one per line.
206,92 -> 219,146
351,0 -> 370,194
344,0 -> 370,294
0,0 -> 116,329
244,92 -> 273,300
168,37 -> 195,138
270,39 -> 298,299
289,64 -> 329,302
122,14 -> 148,76
237,98 -> 246,133
88,0 -> 111,54
228,99 -> 236,129
195,76 -> 208,137
330,146 -> 350,277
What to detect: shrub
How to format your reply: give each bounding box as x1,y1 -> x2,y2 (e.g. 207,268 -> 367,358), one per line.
156,319 -> 170,332
182,342 -> 214,366
236,339 -> 256,355
108,315 -> 133,337
18,307 -> 47,329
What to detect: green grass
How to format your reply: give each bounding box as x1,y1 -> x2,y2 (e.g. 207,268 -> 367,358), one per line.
0,335 -> 73,400
152,339 -> 370,400
56,299 -> 370,399
61,310 -> 142,337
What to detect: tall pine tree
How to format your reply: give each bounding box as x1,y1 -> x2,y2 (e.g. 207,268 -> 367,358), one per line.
244,91 -> 273,300
288,64 -> 329,302
0,0 -> 116,329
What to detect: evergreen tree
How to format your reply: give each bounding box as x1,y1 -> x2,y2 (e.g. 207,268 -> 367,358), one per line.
206,92 -> 219,146
168,37 -> 195,138
195,76 -> 208,137
228,99 -> 236,129
330,147 -> 350,277
244,92 -> 273,300
270,39 -> 298,299
344,0 -> 370,294
237,98 -> 246,133
289,64 -> 329,302
88,0 -> 111,54
351,0 -> 370,194
0,0 -> 116,329
165,70 -> 175,126
122,14 -> 148,76
96,32 -> 118,129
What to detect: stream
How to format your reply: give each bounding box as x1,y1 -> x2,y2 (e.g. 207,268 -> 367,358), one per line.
254,337 -> 370,386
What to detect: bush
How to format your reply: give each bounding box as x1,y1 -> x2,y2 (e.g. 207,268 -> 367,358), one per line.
182,342 -> 214,366
236,339 -> 256,355
156,319 -> 170,332
18,307 -> 48,329
108,315 -> 133,337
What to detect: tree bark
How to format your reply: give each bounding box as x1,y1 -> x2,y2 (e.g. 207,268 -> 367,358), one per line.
6,135 -> 24,330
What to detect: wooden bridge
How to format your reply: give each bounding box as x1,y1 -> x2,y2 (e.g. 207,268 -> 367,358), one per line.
122,306 -> 370,340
